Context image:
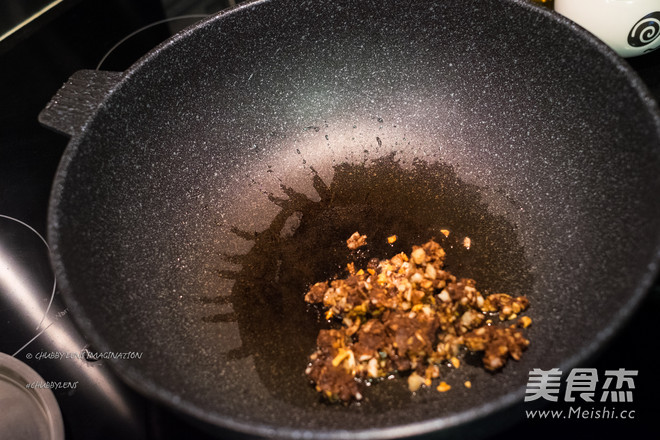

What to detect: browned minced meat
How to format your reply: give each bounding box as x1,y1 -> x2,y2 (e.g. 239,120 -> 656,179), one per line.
305,329 -> 362,402
304,281 -> 328,304
463,324 -> 530,371
346,231 -> 367,250
304,235 -> 531,402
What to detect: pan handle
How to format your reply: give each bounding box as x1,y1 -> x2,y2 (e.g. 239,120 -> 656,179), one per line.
38,69 -> 123,137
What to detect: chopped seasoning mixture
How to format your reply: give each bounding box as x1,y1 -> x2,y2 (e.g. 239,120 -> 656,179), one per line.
346,231 -> 368,250
304,234 -> 531,402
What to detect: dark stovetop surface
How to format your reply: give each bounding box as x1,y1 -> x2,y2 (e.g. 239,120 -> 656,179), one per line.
0,1 -> 658,439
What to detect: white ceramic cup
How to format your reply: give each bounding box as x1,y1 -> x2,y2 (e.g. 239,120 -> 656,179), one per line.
555,0 -> 660,58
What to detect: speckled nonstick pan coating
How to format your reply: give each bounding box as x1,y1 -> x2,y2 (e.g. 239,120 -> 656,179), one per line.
40,0 -> 660,438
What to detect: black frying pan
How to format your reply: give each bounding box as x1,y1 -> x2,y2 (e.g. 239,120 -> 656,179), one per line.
39,0 -> 660,438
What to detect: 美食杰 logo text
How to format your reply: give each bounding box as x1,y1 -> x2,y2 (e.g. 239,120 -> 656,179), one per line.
523,367 -> 638,420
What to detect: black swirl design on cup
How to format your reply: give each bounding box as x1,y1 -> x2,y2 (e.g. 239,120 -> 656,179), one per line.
628,12 -> 660,47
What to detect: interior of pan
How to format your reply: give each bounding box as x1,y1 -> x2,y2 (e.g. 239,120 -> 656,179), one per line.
48,0 -> 660,437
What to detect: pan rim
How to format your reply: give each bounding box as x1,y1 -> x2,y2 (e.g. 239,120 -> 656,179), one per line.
46,0 -> 660,438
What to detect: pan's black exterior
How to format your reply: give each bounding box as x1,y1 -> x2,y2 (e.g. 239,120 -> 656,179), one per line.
41,0 -> 660,438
